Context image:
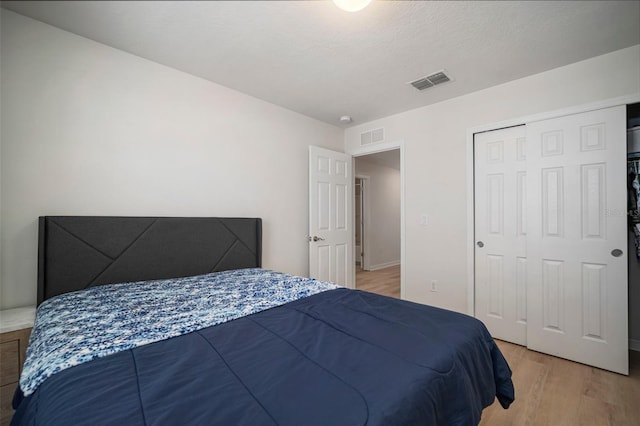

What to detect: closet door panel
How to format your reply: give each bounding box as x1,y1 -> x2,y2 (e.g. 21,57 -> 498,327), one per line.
474,126 -> 527,346
526,105 -> 628,375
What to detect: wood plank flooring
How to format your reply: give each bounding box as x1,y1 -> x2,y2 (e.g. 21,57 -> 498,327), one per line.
355,266 -> 640,425
355,264 -> 400,298
480,340 -> 640,426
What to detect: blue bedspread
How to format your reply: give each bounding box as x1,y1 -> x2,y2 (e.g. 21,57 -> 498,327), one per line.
20,268 -> 336,397
13,278 -> 513,425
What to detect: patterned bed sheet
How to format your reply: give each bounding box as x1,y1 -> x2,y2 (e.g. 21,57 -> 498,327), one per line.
20,268 -> 336,396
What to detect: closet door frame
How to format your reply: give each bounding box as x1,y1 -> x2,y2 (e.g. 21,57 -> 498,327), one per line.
466,93 -> 640,317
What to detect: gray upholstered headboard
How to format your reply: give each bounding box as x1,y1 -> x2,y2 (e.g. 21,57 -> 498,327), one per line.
37,216 -> 262,305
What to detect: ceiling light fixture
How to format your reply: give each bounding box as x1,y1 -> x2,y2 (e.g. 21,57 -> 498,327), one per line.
332,0 -> 373,13
340,115 -> 353,124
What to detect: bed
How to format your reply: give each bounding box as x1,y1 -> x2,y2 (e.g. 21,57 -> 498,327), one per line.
12,216 -> 514,425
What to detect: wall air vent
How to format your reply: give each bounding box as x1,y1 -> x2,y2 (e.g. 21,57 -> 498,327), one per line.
360,128 -> 385,146
409,70 -> 451,91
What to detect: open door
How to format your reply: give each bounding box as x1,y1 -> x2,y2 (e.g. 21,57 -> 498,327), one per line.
309,146 -> 354,287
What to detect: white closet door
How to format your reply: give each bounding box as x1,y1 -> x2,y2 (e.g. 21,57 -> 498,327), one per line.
526,105 -> 628,375
474,125 -> 527,346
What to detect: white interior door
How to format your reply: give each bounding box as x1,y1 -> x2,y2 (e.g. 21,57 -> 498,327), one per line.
309,146 -> 353,287
474,125 -> 528,346
526,105 -> 628,375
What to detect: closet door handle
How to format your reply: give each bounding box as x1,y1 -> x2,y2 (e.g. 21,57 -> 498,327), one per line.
476,241 -> 484,248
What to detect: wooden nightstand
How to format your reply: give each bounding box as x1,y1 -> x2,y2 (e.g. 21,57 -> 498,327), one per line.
0,307 -> 35,426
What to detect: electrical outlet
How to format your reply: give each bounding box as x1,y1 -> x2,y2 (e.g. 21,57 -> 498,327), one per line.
430,280 -> 438,292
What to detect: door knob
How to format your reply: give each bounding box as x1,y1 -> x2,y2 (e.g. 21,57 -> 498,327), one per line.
477,241 -> 484,248
611,249 -> 623,257
308,236 -> 325,242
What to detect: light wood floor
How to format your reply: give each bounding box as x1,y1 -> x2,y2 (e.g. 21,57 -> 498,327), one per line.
480,340 -> 640,426
355,264 -> 400,298
355,266 -> 640,425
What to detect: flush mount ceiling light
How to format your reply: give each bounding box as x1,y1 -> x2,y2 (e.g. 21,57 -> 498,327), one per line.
332,0 -> 373,12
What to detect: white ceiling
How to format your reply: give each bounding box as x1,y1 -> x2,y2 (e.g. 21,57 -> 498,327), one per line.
3,1 -> 639,127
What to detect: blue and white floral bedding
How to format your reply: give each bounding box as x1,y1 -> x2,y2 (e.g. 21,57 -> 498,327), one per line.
20,268 -> 337,396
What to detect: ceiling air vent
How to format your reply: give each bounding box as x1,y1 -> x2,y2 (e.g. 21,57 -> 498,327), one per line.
360,128 -> 385,146
409,70 -> 451,91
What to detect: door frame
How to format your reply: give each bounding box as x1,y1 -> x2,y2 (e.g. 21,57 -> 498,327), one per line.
466,93 -> 640,316
347,140 -> 406,299
355,174 -> 371,271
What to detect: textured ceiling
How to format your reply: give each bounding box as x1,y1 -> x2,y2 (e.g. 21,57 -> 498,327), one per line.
3,1 -> 639,127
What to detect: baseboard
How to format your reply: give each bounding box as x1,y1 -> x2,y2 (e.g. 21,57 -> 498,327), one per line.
369,260 -> 400,271
630,338 -> 640,352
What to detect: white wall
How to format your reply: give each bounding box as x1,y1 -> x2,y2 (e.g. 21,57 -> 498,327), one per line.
0,10 -> 343,309
355,158 -> 400,270
345,45 -> 640,321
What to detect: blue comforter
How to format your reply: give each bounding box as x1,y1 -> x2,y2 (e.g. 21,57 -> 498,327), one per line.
19,269 -> 336,397
13,276 -> 513,425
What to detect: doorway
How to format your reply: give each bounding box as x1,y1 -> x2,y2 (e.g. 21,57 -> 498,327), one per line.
354,149 -> 401,298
